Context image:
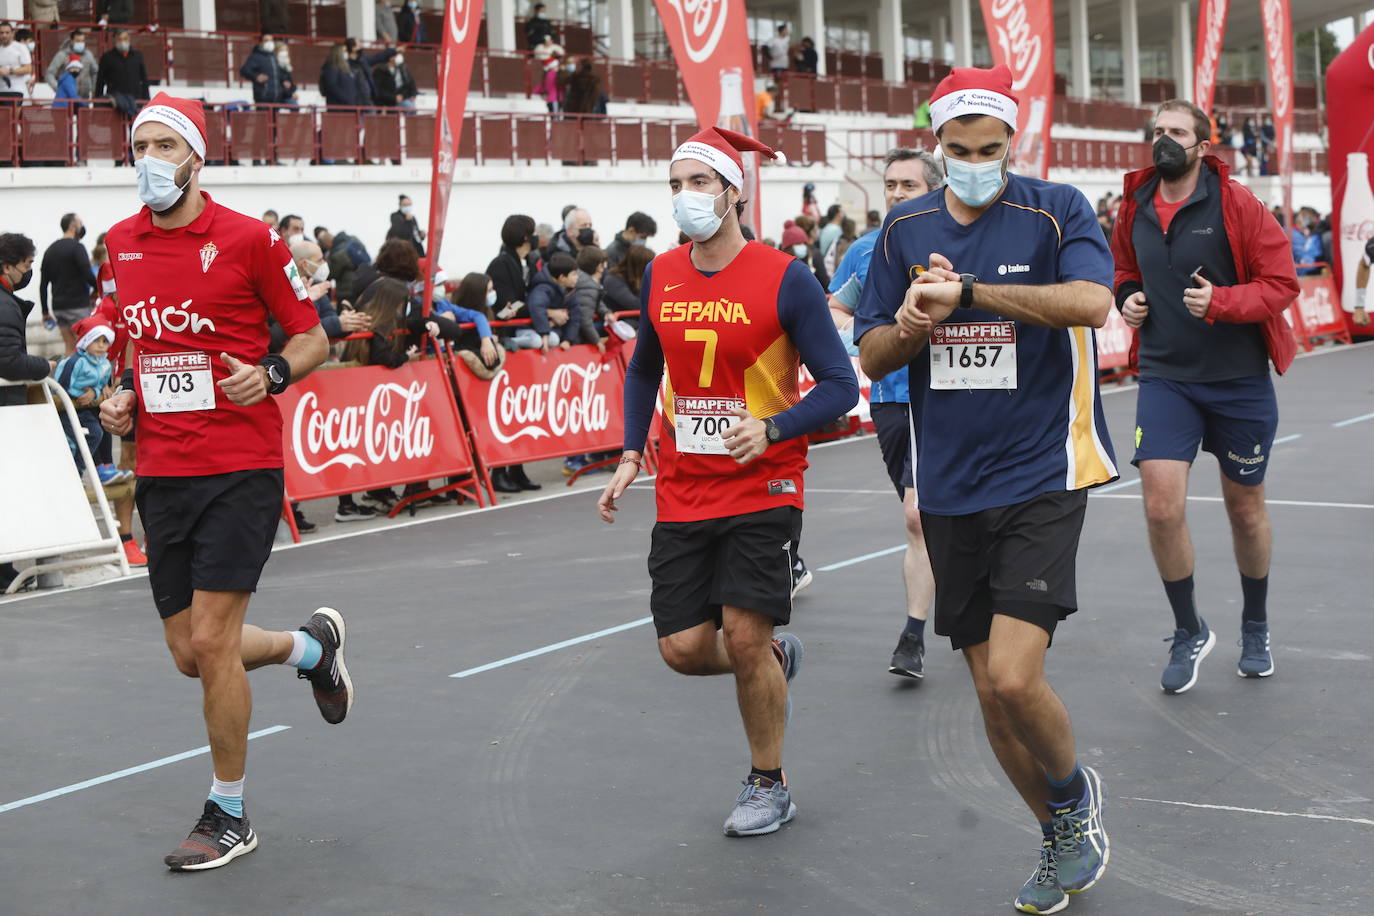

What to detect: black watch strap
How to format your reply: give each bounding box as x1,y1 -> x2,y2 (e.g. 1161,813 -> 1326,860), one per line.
259,354 -> 291,395
959,273 -> 977,308
765,418 -> 782,443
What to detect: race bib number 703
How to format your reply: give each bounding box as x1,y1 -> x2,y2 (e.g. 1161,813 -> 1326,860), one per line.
138,351 -> 216,413
929,322 -> 1017,390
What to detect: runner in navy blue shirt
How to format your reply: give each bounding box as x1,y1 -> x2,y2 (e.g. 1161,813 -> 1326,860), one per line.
853,65 -> 1116,914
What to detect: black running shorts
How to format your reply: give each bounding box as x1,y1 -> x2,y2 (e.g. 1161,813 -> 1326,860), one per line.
921,489 -> 1087,650
647,506 -> 799,638
135,469 -> 284,619
869,401 -> 914,497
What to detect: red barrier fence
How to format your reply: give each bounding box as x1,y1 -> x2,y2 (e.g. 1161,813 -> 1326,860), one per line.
1095,307 -> 1136,382
1289,273 -> 1353,350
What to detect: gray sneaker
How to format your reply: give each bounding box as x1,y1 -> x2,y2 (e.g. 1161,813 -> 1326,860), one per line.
723,775 -> 797,837
1050,766 -> 1109,894
889,631 -> 925,679
1161,618 -> 1215,694
773,633 -> 803,725
1013,838 -> 1068,914
1237,621 -> 1274,678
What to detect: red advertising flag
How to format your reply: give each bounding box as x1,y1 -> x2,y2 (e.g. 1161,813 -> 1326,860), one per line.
979,0 -> 1055,178
278,361 -> 478,503
1193,0 -> 1229,113
452,346 -> 626,467
422,0 -> 486,316
1259,0 -> 1294,227
651,0 -> 763,229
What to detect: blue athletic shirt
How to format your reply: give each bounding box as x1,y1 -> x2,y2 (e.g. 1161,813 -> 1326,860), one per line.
828,232 -> 907,405
853,175 -> 1119,516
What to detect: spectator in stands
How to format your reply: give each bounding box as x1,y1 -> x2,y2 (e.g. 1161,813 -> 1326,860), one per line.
441,272 -> 504,376
604,242 -> 652,315
547,206 -> 594,258
388,194 -> 426,256
290,240 -> 371,339
487,213 -> 536,328
1290,207 -> 1324,276
604,211 -> 657,268
240,33 -> 293,105
766,24 -> 790,82
39,213 -> 95,354
525,251 -> 577,351
320,43 -> 358,108
535,221 -> 554,254
913,99 -> 931,129
534,34 -> 564,113
565,245 -> 612,351
835,217 -> 857,263
96,29 -> 149,117
351,237 -> 420,304
275,40 -> 299,105
53,321 -> 127,484
321,227 -> 371,303
98,0 -> 133,26
800,182 -> 821,222
345,37 -> 396,110
262,209 -> 278,227
52,57 -> 85,107
793,36 -> 818,74
1241,117 -> 1258,176
376,1 -> 399,43
278,213 -> 305,247
398,0 -> 425,43
0,233 -> 45,406
373,50 -> 417,108
46,29 -> 95,99
259,0 -> 290,35
526,2 -> 552,50
1259,114 -> 1275,175
755,83 -> 775,121
818,203 -> 844,267
27,0 -> 58,25
0,21 -> 34,104
562,57 -> 605,116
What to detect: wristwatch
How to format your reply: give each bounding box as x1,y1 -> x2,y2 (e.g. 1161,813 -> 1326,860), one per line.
260,354 -> 291,395
765,418 -> 783,444
959,273 -> 977,309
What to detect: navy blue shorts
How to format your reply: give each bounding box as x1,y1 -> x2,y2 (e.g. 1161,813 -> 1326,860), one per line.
869,401 -> 913,497
1132,374 -> 1278,485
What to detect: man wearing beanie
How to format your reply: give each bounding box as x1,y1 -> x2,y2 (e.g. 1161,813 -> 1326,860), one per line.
597,126 -> 857,838
854,65 -> 1116,913
99,93 -> 343,872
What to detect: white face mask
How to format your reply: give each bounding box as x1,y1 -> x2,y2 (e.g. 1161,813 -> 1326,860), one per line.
310,260 -> 330,282
671,188 -> 727,243
116,41 -> 130,53
791,244 -> 809,258
401,204 -> 415,217
393,54 -> 405,67
287,233 -> 305,247
71,41 -> 86,53
276,50 -> 290,66
942,152 -> 1008,209
261,40 -> 275,52
485,289 -> 497,307
134,151 -> 193,212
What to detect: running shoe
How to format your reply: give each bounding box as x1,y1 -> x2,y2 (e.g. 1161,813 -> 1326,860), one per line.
298,608 -> 353,724
790,559 -> 813,598
334,502 -> 377,523
1237,621 -> 1274,678
359,489 -> 399,510
96,463 -> 127,485
164,800 -> 257,871
562,455 -> 588,476
292,508 -> 317,534
773,632 -> 803,725
122,538 -> 148,567
1013,837 -> 1067,914
888,632 -> 925,679
722,773 -> 797,837
1049,766 -> 1109,894
1161,618 -> 1215,694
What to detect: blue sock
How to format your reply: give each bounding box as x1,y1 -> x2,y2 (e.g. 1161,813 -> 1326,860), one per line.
902,616 -> 926,642
286,631 -> 323,670
1047,765 -> 1085,803
209,776 -> 244,818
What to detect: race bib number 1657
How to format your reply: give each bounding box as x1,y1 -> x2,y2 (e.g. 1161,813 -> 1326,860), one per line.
930,322 -> 1017,390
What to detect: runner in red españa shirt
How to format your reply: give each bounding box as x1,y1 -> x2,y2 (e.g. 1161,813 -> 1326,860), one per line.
98,93 -> 347,873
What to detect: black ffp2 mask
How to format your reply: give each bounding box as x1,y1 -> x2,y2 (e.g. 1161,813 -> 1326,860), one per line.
1152,135 -> 1195,180
577,227 -> 595,246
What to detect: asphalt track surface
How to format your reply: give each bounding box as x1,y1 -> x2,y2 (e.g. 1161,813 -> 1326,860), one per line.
2,343 -> 1372,915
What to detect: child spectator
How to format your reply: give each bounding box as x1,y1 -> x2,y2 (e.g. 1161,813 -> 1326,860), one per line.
524,251 -> 578,351
441,271 -> 505,380
54,320 -> 130,485
53,58 -> 83,108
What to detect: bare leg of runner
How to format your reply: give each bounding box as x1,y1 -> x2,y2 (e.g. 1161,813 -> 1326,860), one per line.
1139,459 -> 1193,580
1220,475 -> 1271,577
901,488 -> 935,622
722,606 -> 787,770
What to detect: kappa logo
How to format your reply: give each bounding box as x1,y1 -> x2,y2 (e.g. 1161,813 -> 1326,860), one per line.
268,226 -> 282,246
199,242 -> 218,273
118,252 -> 142,261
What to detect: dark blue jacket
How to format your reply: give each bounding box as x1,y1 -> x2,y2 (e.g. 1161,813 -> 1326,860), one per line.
239,48 -> 292,104
525,267 -> 567,335
320,64 -> 358,106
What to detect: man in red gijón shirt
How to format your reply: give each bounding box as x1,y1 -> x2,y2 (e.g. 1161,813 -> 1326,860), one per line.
597,127 -> 858,837
99,93 -> 342,872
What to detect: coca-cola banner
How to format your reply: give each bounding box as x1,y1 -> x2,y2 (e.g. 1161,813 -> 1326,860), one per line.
651,0 -> 763,229
278,361 -> 477,503
1258,0 -> 1294,226
453,345 -> 625,467
1095,307 -> 1133,374
1193,0 -> 1229,113
1324,22 -> 1374,335
1292,275 -> 1353,347
979,0 -> 1055,178
422,0 -> 486,315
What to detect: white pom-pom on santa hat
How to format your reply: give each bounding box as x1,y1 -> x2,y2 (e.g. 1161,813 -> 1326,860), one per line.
773,150 -> 787,165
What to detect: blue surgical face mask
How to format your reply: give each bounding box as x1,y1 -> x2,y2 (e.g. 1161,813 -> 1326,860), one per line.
942,152 -> 1007,209
672,188 -> 727,243
135,152 -> 193,212
486,289 -> 497,307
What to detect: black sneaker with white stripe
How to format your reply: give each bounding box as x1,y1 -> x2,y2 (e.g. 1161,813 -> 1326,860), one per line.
164,800 -> 257,871
298,607 -> 353,724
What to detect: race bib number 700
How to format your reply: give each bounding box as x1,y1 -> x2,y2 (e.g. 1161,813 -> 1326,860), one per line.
674,396 -> 744,455
929,322 -> 1017,390
138,351 -> 216,413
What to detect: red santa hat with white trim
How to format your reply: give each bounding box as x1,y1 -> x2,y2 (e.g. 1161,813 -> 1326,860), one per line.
671,126 -> 785,190
132,92 -> 208,159
928,64 -> 1020,135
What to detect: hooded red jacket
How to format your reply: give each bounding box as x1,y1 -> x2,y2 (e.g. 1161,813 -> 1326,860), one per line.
1111,155 -> 1298,374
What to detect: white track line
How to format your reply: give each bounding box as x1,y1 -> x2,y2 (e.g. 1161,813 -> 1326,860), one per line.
1273,433 -> 1303,445
1334,411 -> 1374,428
0,725 -> 291,815
1092,493 -> 1374,510
1124,796 -> 1374,828
449,617 -> 654,678
818,545 -> 905,570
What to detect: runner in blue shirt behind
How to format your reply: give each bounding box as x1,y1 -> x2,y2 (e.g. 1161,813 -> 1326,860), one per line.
829,147 -> 942,681
853,65 -> 1117,915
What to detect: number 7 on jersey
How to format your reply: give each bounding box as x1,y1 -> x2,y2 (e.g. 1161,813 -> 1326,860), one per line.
684,329 -> 718,388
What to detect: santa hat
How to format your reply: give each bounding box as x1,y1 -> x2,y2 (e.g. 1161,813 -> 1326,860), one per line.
929,64 -> 1020,135
132,92 -> 208,159
75,321 -> 115,352
780,220 -> 808,249
671,126 -> 785,191
65,55 -> 82,72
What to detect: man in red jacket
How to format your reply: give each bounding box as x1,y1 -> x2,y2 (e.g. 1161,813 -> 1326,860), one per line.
1111,99 -> 1298,696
